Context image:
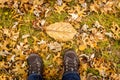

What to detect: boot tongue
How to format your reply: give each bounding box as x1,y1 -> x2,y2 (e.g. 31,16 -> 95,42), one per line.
67,52 -> 75,58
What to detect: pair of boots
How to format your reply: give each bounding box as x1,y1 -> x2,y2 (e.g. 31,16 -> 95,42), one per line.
27,49 -> 80,80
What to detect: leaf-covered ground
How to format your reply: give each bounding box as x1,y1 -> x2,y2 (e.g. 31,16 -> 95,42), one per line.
0,0 -> 120,80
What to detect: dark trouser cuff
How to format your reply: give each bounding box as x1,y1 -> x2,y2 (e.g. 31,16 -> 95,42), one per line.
28,73 -> 42,80
62,72 -> 81,80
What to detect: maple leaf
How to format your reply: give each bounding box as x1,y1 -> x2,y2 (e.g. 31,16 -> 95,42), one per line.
0,0 -> 9,7
0,74 -> 12,80
33,0 -> 44,5
53,52 -> 61,62
54,3 -> 66,14
90,2 -> 99,13
101,1 -> 114,13
111,22 -> 120,40
73,4 -> 86,17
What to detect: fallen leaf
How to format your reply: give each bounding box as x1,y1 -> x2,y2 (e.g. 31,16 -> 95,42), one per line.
64,0 -> 72,2
3,28 -> 10,37
87,73 -> 99,80
53,52 -> 61,62
90,54 -> 95,59
54,3 -> 66,14
105,32 -> 113,38
37,40 -> 46,45
101,1 -> 114,13
74,4 -> 86,17
45,22 -> 77,41
81,24 -> 89,31
111,22 -> 120,39
79,44 -> 86,51
48,42 -> 62,52
69,13 -> 78,20
41,19 -> 46,26
57,0 -> 63,6
22,34 -> 30,39
94,21 -> 103,28
33,0 -> 44,6
90,2 -> 99,13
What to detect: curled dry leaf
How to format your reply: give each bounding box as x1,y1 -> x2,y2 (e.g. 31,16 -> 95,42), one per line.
69,13 -> 78,21
94,21 -> 103,28
57,0 -> 63,6
0,50 -> 11,56
37,40 -> 46,45
48,42 -> 62,52
81,24 -> 89,31
45,22 -> 77,41
3,28 -> 10,37
105,32 -> 113,38
22,34 -> 30,39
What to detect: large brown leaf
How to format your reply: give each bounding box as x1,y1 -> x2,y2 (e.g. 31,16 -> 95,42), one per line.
45,22 -> 77,41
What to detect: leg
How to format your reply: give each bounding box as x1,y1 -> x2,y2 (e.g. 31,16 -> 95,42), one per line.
27,54 -> 43,80
28,73 -> 42,80
62,72 -> 80,80
62,49 -> 81,80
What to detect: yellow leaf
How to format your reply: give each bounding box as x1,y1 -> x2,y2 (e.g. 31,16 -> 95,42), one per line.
90,3 -> 99,13
53,52 -> 61,62
111,22 -> 120,40
46,22 -> 77,42
33,0 -> 44,5
79,44 -> 86,51
74,4 -> 86,17
54,3 -> 66,14
64,0 -> 72,2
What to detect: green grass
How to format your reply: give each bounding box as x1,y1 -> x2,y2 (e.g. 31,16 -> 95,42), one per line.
112,40 -> 120,50
87,68 -> 99,76
46,12 -> 68,24
0,8 -> 15,28
82,13 -> 120,31
84,47 -> 93,54
67,0 -> 76,7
